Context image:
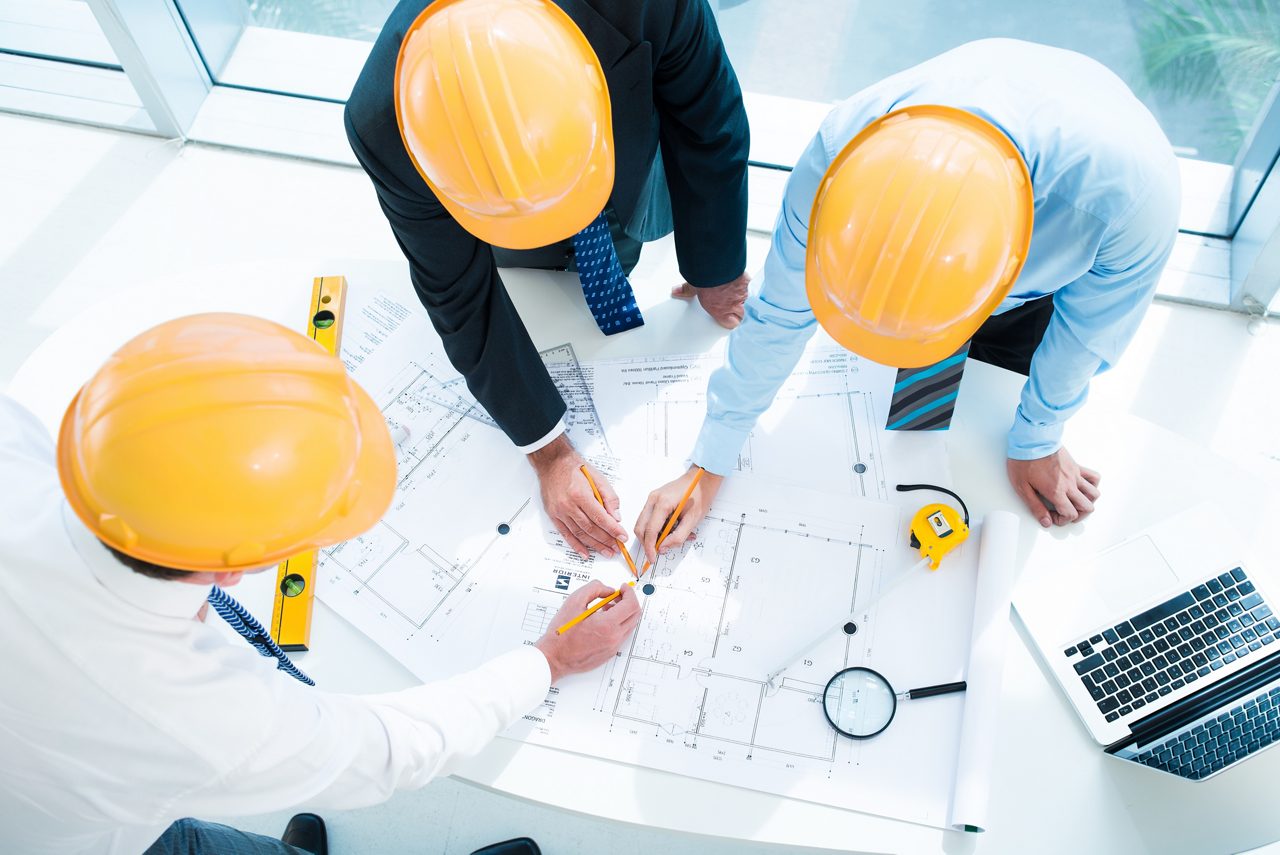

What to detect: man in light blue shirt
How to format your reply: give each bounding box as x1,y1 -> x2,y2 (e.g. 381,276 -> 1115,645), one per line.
632,39 -> 1180,552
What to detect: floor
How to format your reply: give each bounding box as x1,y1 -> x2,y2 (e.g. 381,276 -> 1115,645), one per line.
2,111 -> 1279,853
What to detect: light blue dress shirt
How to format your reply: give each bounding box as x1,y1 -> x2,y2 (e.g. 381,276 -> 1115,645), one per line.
694,39 -> 1181,475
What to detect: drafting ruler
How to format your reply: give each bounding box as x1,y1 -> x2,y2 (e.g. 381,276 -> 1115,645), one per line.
269,275 -> 347,651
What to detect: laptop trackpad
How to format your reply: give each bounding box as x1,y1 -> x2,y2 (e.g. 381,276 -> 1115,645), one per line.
1095,536 -> 1179,612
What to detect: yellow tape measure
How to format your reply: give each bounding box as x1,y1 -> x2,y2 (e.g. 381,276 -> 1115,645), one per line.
270,275 -> 348,651
896,483 -> 971,571
909,503 -> 969,570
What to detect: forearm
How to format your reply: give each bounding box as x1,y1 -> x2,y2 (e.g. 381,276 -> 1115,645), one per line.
167,650 -> 547,819
1011,216 -> 1174,459
694,292 -> 816,474
350,646 -> 552,789
527,433 -> 576,476
179,648 -> 553,817
693,133 -> 828,474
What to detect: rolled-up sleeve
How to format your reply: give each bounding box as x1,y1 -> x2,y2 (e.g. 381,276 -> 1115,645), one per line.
692,134 -> 829,475
1009,170 -> 1180,459
173,646 -> 551,816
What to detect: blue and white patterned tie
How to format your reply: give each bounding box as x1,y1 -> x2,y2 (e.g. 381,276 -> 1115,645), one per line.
572,212 -> 644,335
207,585 -> 314,686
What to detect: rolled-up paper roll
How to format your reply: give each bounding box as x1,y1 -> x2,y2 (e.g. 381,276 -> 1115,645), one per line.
949,510 -> 1020,832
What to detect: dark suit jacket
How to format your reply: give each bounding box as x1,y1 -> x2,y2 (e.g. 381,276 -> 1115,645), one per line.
345,0 -> 749,447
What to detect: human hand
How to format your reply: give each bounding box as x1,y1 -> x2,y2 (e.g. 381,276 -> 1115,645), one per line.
633,465 -> 724,563
535,581 -> 642,683
671,272 -> 750,329
1007,447 -> 1101,528
528,435 -> 627,559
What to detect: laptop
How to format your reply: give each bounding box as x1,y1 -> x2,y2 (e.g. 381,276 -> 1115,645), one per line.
1015,507 -> 1280,781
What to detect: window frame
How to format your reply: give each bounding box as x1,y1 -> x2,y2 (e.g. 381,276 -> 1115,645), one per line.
2,0 -> 1276,316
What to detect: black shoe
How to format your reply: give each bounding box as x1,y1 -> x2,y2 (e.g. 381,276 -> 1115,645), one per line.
471,838 -> 541,855
281,813 -> 327,855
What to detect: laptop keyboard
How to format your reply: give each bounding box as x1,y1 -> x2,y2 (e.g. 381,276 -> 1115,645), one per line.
1133,686 -> 1280,779
1062,567 -> 1276,724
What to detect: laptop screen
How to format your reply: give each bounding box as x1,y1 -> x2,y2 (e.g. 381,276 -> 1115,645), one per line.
1107,650 -> 1280,780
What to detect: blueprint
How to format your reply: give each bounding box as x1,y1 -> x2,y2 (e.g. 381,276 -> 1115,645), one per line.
588,348 -> 895,500
484,466 -> 982,828
316,290 -> 983,828
317,295 -> 607,655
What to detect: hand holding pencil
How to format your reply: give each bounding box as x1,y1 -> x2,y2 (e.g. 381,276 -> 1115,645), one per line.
553,467 -> 646,638
535,581 -> 641,683
558,465 -> 712,636
633,464 -> 721,564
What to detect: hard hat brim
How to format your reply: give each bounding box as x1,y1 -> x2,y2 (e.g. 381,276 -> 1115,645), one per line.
430,148 -> 614,250
56,372 -> 397,574
806,277 -> 1004,369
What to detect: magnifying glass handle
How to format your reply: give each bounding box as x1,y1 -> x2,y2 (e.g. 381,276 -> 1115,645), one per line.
906,681 -> 967,700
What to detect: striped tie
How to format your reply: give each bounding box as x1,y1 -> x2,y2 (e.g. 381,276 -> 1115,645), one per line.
886,343 -> 970,431
572,212 -> 644,335
207,586 -> 314,686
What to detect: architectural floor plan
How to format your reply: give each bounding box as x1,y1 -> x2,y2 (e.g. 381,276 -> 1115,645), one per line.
487,473 -> 981,827
315,291 -> 986,828
317,297 -> 606,654
588,348 -> 894,499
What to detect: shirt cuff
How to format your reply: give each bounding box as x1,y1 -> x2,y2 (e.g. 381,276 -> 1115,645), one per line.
1007,406 -> 1066,460
692,418 -> 750,476
493,645 -> 553,713
516,420 -> 566,455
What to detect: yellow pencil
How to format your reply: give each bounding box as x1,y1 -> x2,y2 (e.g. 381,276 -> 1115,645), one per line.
578,465 -> 639,578
639,466 -> 705,574
556,581 -> 635,635
558,467 -> 706,635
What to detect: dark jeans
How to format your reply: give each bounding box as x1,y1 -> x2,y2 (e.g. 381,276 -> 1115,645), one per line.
491,207 -> 643,276
968,295 -> 1055,377
145,818 -> 311,855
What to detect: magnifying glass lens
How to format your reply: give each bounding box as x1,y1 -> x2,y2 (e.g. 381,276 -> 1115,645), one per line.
823,668 -> 896,738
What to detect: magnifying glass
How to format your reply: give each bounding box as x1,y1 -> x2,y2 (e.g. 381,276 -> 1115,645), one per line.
822,667 -> 966,739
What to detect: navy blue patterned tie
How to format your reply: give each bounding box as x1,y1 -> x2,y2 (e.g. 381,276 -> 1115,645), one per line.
207,586 -> 314,685
572,212 -> 644,335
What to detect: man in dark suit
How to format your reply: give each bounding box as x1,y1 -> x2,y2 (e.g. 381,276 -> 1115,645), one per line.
345,0 -> 749,558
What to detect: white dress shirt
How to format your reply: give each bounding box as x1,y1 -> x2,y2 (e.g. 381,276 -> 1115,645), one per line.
0,395 -> 550,854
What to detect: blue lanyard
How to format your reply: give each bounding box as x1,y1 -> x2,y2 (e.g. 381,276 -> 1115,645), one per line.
207,586 -> 314,686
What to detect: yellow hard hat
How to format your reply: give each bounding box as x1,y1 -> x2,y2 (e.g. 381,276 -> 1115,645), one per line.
395,0 -> 613,249
806,105 -> 1034,368
57,313 -> 397,572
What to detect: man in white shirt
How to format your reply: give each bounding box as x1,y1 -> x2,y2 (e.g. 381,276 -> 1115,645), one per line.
0,313 -> 640,855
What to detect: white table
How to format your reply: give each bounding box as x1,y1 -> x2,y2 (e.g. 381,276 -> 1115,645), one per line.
10,256 -> 1280,855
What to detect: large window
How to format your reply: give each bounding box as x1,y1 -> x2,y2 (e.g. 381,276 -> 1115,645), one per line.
713,0 -> 1280,237
0,0 -> 153,131
2,0 -> 1277,312
174,0 -> 1280,237
715,0 -> 1279,169
178,0 -> 396,102
2,0 -> 118,66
